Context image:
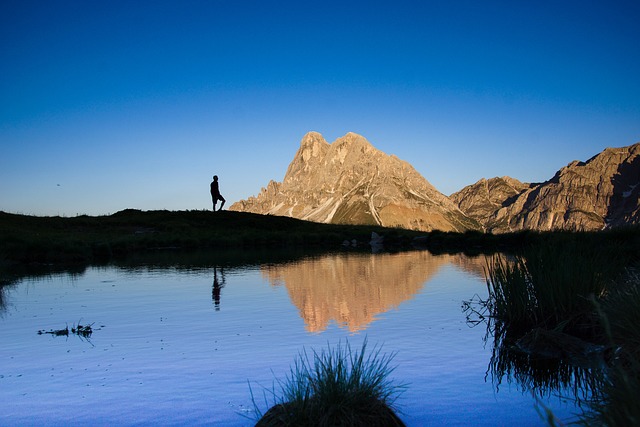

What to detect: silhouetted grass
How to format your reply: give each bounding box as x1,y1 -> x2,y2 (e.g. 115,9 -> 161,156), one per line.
0,209 -> 425,267
470,234 -> 640,426
251,339 -> 406,426
484,240 -> 627,337
578,272 -> 640,426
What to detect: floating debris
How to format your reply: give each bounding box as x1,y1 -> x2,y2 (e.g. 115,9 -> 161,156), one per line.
38,326 -> 69,336
72,323 -> 94,338
38,321 -> 96,340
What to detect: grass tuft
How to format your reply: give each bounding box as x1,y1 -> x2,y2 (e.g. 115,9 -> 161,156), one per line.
251,338 -> 406,426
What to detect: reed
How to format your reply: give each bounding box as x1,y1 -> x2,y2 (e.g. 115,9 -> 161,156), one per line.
485,239 -> 626,336
485,254 -> 536,329
600,271 -> 640,362
482,242 -> 640,426
579,273 -> 640,426
252,339 -> 406,426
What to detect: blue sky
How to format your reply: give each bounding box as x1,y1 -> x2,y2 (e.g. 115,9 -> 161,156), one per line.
1,1 -> 639,216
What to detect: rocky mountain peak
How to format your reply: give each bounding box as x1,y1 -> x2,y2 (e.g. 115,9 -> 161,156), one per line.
450,176 -> 531,231
326,132 -> 377,166
231,132 -> 478,232
300,131 -> 329,152
334,132 -> 373,147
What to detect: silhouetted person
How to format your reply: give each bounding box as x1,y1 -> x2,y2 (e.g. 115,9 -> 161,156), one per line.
212,266 -> 226,310
210,175 -> 226,211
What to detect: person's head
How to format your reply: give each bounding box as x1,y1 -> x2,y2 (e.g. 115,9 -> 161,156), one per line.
213,175 -> 218,181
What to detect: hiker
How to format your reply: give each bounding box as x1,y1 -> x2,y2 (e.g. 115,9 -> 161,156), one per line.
210,175 -> 226,211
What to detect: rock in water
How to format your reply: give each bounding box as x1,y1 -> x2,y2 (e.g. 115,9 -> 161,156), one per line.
231,132 -> 478,232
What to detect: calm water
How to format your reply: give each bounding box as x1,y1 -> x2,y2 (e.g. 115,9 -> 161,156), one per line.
1,251 -> 583,426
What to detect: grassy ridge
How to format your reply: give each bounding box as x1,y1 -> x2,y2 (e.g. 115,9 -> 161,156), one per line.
0,209 -> 427,266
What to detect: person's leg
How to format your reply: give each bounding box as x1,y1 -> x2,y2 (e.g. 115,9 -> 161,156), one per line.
219,196 -> 225,210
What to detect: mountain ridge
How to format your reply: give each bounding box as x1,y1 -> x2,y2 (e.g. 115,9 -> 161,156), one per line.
451,142 -> 640,232
231,132 -> 640,233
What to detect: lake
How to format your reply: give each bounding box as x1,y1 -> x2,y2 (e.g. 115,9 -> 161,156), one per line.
1,250 -> 584,426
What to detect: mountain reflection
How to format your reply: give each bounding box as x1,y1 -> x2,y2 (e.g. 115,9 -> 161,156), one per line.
262,251 -> 485,332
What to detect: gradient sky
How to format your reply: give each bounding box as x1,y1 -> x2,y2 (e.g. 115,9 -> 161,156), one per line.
1,1 -> 639,216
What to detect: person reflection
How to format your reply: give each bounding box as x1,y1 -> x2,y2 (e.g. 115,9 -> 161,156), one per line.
212,266 -> 226,311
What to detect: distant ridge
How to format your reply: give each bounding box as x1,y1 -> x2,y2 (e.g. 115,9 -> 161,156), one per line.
230,132 -> 477,232
451,142 -> 640,232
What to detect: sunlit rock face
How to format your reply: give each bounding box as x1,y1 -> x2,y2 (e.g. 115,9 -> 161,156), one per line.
452,142 -> 640,232
261,251 -> 469,333
450,177 -> 532,232
230,132 -> 478,232
232,132 -> 639,233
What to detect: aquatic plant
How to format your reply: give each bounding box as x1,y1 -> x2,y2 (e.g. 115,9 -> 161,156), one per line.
251,338 -> 406,426
484,240 -> 626,337
37,321 -> 95,340
578,272 -> 640,426
37,325 -> 69,337
465,238 -> 638,425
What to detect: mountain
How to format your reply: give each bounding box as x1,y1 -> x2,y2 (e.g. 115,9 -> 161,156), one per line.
230,132 -> 478,232
452,143 -> 640,232
450,176 -> 532,232
232,131 -> 639,234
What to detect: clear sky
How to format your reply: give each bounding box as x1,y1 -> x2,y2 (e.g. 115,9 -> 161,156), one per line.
1,1 -> 639,216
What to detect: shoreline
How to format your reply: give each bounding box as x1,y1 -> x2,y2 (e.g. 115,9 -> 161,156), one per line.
2,209 -> 638,279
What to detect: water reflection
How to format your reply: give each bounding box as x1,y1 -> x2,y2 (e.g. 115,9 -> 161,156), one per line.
0,251 -> 585,425
261,251 -> 485,333
449,253 -> 488,278
464,291 -> 601,408
487,339 -> 600,404
211,266 -> 226,311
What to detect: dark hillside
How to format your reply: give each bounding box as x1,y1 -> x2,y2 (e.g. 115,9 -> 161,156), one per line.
0,209 -> 424,266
